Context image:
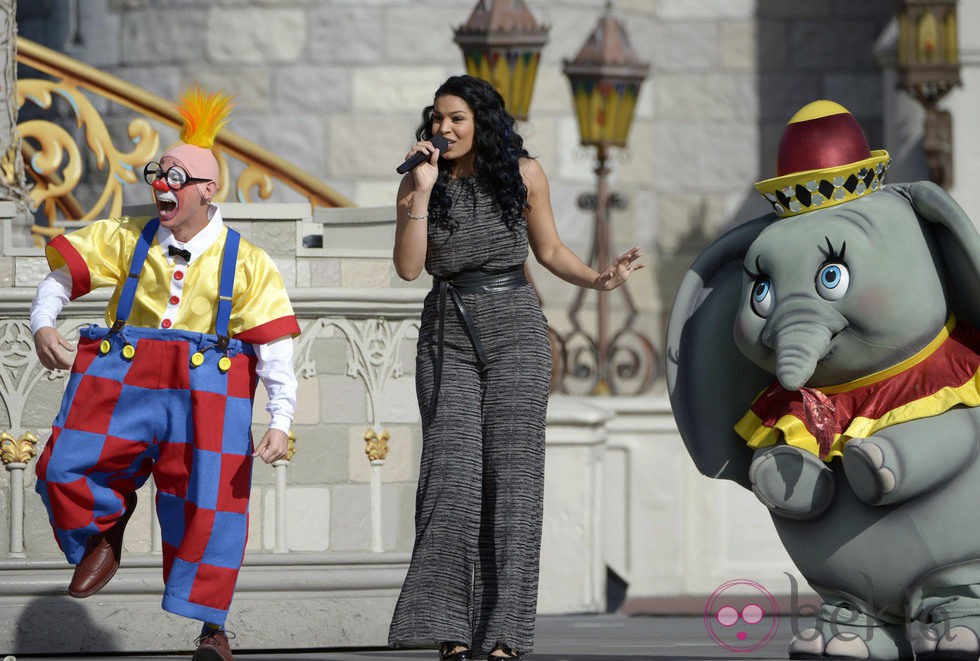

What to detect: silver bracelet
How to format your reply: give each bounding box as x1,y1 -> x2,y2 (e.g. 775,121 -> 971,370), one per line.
406,210 -> 428,221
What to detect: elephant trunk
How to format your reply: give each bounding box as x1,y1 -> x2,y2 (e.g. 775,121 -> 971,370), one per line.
761,297 -> 848,391
771,325 -> 833,390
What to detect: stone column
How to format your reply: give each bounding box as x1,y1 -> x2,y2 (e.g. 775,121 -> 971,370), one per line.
1,431 -> 37,558
272,430 -> 298,554
364,428 -> 390,553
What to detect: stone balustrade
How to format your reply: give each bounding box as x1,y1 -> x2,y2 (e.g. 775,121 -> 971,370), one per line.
0,203 -> 804,656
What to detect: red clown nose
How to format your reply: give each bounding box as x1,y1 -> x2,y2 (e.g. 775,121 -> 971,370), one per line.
152,178 -> 170,192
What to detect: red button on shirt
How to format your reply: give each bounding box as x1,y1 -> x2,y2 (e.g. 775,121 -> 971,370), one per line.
174,271 -> 184,281
161,319 -> 172,329
170,295 -> 180,305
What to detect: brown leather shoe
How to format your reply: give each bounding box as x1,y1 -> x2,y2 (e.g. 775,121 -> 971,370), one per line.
68,491 -> 137,598
193,627 -> 234,661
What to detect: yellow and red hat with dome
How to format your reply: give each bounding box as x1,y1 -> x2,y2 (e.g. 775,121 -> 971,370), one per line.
756,100 -> 889,218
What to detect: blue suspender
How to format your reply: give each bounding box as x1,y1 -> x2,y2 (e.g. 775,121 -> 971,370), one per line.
114,218 -> 240,341
115,217 -> 160,327
215,228 -> 240,343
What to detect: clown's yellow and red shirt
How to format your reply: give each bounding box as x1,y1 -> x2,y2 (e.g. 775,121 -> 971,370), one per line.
46,216 -> 299,344
735,317 -> 980,460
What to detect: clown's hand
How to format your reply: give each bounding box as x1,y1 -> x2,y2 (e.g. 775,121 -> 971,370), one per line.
34,326 -> 75,371
595,247 -> 644,291
253,428 -> 289,464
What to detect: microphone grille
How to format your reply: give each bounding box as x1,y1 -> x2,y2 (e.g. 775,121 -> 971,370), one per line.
431,135 -> 449,151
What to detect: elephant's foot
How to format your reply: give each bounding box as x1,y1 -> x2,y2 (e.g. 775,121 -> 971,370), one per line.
912,614 -> 980,661
749,445 -> 834,520
789,603 -> 912,660
842,438 -> 898,505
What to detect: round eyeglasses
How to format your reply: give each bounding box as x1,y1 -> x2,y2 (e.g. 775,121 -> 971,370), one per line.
143,161 -> 212,190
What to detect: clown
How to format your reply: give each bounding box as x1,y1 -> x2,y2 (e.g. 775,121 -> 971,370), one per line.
30,86 -> 299,661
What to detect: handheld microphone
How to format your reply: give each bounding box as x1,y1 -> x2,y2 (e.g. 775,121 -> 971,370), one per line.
396,135 -> 449,174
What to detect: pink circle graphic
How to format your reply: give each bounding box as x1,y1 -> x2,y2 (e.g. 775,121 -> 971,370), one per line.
743,604 -> 764,625
717,606 -> 739,626
704,579 -> 780,653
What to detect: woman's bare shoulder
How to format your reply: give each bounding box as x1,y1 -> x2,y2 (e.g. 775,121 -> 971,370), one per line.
519,156 -> 546,184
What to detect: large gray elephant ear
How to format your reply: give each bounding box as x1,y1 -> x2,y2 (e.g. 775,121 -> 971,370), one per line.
666,216 -> 775,489
894,181 -> 980,329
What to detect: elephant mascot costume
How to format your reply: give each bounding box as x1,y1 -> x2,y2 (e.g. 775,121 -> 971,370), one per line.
666,100 -> 980,661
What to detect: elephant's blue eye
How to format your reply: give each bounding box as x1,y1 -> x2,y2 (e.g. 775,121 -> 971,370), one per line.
750,279 -> 774,317
816,262 -> 850,301
821,266 -> 841,287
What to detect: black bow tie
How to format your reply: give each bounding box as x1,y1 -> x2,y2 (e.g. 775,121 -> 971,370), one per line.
168,245 -> 191,261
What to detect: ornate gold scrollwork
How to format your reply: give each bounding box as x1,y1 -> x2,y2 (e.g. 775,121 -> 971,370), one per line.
18,81 -> 160,228
285,429 -> 297,462
15,36 -> 354,247
236,164 -> 274,203
0,431 -> 38,466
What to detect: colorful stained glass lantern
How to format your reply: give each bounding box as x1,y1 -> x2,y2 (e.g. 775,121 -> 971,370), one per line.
453,0 -> 549,121
896,0 -> 960,188
897,0 -> 960,104
562,2 -> 648,148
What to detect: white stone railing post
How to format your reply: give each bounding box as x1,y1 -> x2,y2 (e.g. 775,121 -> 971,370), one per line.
370,461 -> 384,552
6,463 -> 26,558
364,428 -> 389,553
1,432 -> 38,558
271,430 -> 297,554
272,459 -> 289,553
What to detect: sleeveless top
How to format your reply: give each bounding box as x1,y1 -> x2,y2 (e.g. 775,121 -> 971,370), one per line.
424,176 -> 528,277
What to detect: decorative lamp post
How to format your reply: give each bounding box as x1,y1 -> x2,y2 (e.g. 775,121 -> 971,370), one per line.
896,0 -> 961,189
454,0 -> 549,121
561,1 -> 653,395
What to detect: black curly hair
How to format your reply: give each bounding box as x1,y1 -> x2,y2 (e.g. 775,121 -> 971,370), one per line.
415,75 -> 530,232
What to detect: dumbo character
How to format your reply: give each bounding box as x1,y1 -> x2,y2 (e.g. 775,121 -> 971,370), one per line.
667,100 -> 980,661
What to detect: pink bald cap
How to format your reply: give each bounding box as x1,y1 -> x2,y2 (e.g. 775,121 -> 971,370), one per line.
161,143 -> 220,185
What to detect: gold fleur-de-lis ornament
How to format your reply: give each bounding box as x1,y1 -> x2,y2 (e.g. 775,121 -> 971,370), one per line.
0,432 -> 38,466
363,428 -> 390,462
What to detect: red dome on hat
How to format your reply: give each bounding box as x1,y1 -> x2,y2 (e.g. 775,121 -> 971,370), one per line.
777,101 -> 872,176
755,100 -> 889,218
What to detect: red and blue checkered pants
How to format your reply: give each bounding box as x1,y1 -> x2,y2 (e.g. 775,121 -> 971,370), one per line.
35,325 -> 258,625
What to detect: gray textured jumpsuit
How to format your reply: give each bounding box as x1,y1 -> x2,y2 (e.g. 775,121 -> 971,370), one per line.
388,176 -> 552,654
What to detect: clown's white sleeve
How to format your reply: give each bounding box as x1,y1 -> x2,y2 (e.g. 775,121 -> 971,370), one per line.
254,336 -> 297,433
30,267 -> 72,334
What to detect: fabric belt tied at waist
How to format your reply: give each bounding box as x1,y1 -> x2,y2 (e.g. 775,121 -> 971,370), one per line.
430,266 -> 528,415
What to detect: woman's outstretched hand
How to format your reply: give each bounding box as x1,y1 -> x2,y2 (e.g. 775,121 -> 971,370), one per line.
594,247 -> 644,291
